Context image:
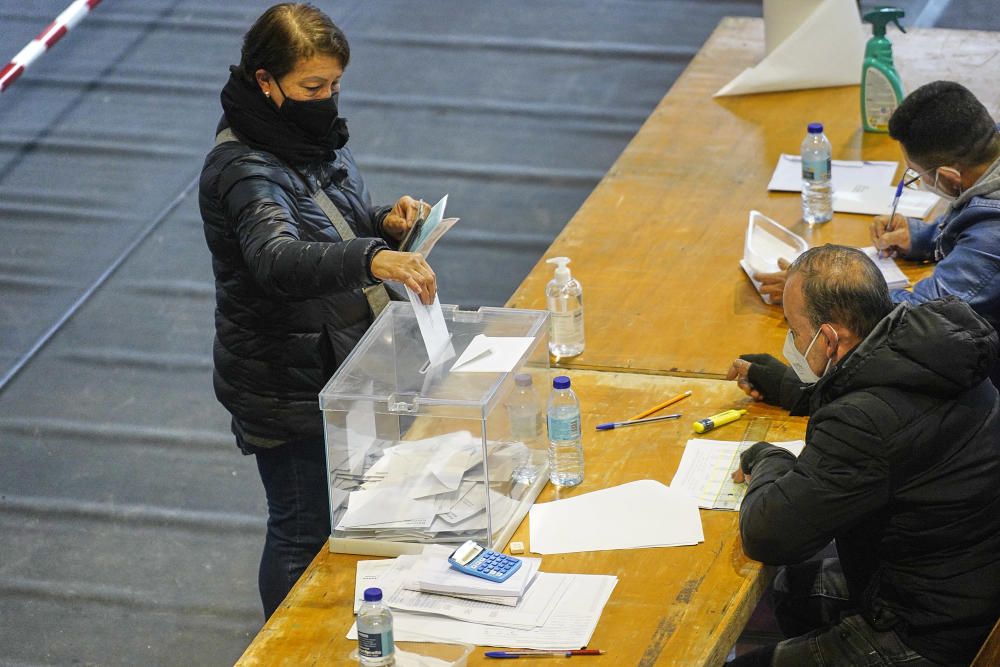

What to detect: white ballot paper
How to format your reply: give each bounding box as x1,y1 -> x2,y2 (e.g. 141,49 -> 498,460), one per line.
767,154 -> 941,217
671,439 -> 805,511
406,290 -> 455,367
861,246 -> 909,289
450,334 -> 535,373
716,0 -> 866,97
529,479 -> 703,554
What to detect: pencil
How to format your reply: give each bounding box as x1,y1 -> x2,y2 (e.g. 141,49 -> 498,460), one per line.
628,390 -> 692,421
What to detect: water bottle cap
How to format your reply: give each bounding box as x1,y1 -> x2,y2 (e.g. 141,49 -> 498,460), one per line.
553,375 -> 571,390
807,122 -> 824,134
514,373 -> 533,387
363,587 -> 383,602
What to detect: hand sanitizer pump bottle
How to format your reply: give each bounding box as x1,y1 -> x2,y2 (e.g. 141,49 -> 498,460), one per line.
861,7 -> 906,133
545,257 -> 584,358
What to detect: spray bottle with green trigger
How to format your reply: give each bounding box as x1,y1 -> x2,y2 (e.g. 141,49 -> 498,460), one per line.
861,7 -> 906,133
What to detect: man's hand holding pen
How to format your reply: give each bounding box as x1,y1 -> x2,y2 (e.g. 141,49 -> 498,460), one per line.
870,212 -> 912,258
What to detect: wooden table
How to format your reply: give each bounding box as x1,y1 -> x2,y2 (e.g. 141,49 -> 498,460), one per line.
506,18 -> 1000,377
237,17 -> 1000,666
237,370 -> 807,666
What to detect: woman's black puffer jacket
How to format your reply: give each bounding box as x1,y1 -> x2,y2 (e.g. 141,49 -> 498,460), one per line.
199,132 -> 393,449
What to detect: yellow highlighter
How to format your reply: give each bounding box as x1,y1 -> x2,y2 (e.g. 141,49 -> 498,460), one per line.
693,409 -> 747,434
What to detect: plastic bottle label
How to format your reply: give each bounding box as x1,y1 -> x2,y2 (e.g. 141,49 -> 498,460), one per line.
551,309 -> 584,342
358,628 -> 394,659
802,157 -> 831,182
865,68 -> 896,131
548,413 -> 581,441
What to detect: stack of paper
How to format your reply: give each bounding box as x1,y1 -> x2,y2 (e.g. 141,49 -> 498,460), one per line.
405,546 -> 542,606
331,432 -> 535,545
351,553 -> 617,651
670,439 -> 805,511
767,154 -> 940,218
528,480 -> 703,554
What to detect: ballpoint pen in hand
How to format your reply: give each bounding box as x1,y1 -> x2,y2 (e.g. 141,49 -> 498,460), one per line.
879,178 -> 905,259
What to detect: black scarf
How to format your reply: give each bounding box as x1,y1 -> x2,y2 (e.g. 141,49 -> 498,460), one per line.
219,66 -> 349,165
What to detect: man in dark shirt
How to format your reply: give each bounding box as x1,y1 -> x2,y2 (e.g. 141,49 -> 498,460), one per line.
726,245 -> 1000,666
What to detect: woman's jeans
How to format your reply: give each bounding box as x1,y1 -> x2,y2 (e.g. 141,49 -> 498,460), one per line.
253,436 -> 330,620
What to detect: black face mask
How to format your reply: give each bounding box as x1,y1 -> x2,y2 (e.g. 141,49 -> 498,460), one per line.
272,77 -> 349,149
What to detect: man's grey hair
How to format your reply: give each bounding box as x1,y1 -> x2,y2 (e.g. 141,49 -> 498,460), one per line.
787,245 -> 893,339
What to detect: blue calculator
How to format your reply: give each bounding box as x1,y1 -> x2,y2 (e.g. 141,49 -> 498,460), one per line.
447,540 -> 523,583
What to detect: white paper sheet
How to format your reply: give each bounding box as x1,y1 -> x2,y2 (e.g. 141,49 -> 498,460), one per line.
406,290 -> 455,367
767,154 -> 897,193
450,334 -> 535,373
833,184 -> 941,218
767,154 -> 941,217
861,246 -> 909,289
354,558 -> 397,613
671,439 -> 805,511
528,479 -> 704,554
346,401 -> 377,476
716,0 -> 866,97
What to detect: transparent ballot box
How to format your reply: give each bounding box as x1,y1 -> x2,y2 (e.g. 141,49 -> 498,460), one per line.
319,302 -> 550,556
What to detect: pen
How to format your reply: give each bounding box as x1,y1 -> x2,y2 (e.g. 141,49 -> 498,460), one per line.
879,177 -> 906,259
485,650 -> 605,658
596,413 -> 682,431
628,390 -> 692,421
693,409 -> 747,434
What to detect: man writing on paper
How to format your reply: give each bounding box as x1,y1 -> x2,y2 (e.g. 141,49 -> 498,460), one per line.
725,245 -> 1000,667
871,80 -> 1000,385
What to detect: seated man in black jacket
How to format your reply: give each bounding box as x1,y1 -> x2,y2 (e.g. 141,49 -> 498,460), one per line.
725,245 -> 1000,667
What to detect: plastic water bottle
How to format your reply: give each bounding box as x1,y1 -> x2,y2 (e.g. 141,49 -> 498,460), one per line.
507,373 -> 544,484
357,587 -> 395,666
801,122 -> 833,224
546,376 -> 584,487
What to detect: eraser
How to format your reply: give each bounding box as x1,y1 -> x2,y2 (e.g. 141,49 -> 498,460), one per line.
509,541 -> 525,554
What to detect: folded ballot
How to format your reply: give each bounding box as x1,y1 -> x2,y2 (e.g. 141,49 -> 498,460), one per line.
716,0 -> 866,97
740,211 -> 908,303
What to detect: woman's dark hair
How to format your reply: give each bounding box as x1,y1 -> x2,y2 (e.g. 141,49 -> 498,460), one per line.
889,80 -> 1000,169
237,3 -> 349,83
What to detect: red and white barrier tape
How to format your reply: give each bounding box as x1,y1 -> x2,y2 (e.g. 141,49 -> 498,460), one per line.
0,0 -> 102,93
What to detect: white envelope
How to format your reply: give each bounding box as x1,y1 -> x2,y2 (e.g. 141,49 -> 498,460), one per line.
716,0 -> 866,97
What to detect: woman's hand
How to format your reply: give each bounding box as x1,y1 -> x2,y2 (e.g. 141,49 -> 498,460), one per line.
370,250 -> 437,304
871,213 -> 911,257
383,195 -> 428,241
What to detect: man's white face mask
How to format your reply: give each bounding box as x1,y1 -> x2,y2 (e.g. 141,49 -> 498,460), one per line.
783,328 -> 830,384
919,167 -> 960,201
